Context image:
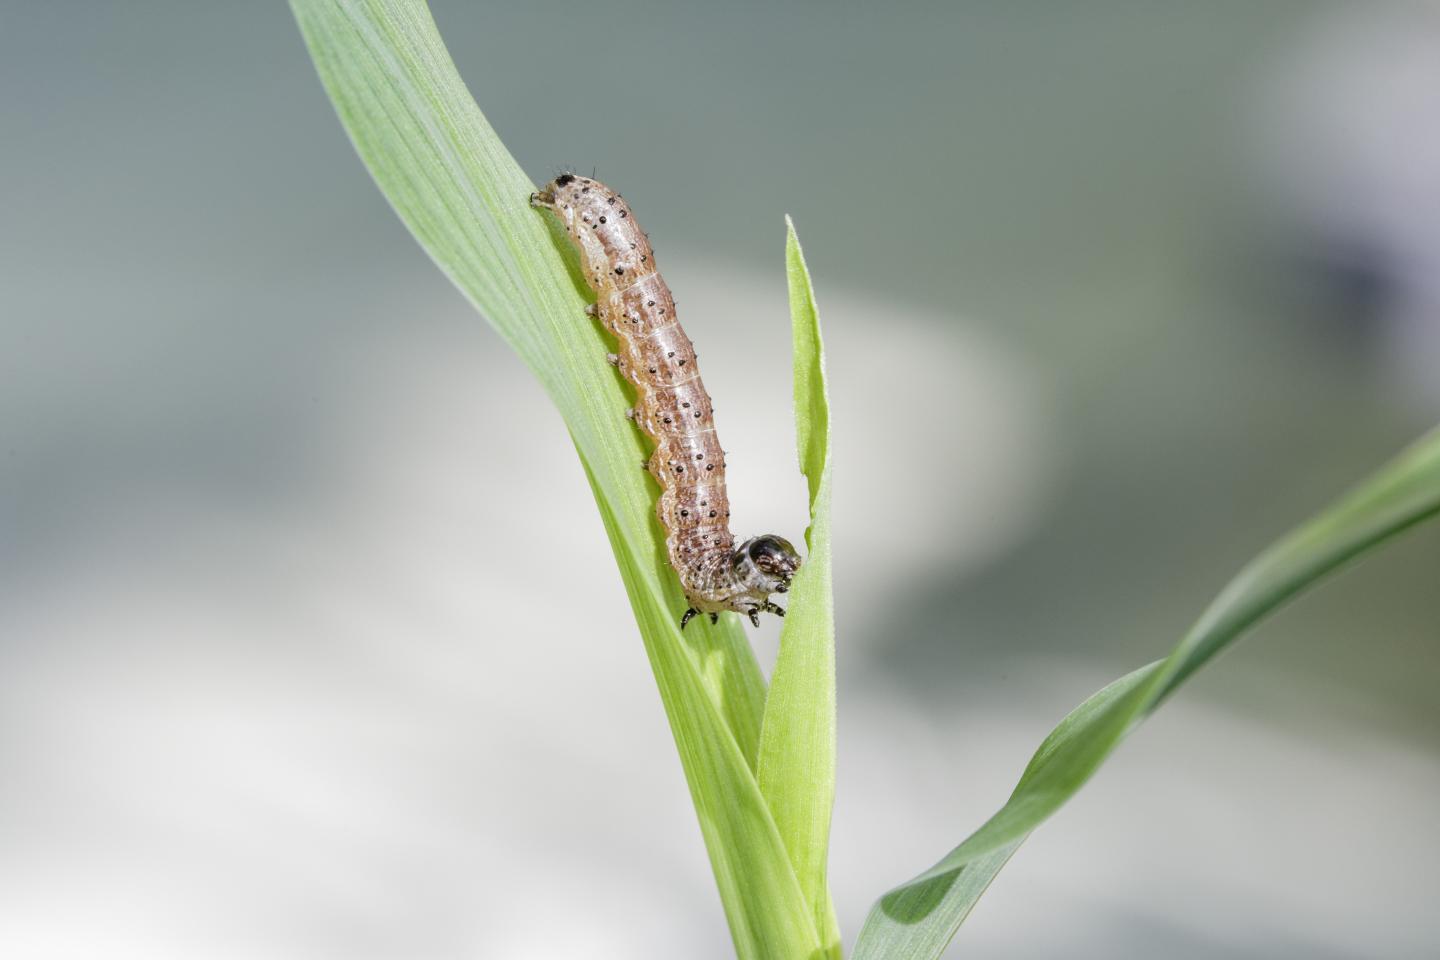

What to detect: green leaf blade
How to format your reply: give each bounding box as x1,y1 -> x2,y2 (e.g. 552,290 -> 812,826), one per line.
290,1 -> 815,955
853,428 -> 1440,959
590,473 -> 823,958
757,220 -> 841,956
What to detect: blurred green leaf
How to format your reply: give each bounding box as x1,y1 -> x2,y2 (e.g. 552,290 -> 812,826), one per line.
757,220 -> 840,957
290,1 -> 823,955
853,427 -> 1440,959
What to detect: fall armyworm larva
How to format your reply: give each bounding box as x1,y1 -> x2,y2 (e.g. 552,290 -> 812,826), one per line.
531,173 -> 800,629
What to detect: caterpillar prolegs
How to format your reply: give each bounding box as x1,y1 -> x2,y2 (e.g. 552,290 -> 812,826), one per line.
531,174 -> 800,629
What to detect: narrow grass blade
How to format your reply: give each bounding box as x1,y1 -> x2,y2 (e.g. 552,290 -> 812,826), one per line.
757,219 -> 841,957
289,1 -> 819,955
853,428 -> 1440,959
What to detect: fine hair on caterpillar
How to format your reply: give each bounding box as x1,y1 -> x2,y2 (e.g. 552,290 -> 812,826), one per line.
531,173 -> 801,629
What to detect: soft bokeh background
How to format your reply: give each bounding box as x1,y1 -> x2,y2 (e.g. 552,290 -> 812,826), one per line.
3,2 -> 1439,957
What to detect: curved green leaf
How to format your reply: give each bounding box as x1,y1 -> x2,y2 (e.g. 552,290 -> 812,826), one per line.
290,1 -> 822,956
854,427 -> 1440,959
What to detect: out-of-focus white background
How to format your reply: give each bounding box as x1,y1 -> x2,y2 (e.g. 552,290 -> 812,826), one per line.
3,3 -> 1439,957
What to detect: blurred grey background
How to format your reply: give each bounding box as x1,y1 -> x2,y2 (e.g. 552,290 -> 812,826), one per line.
3,2 -> 1439,957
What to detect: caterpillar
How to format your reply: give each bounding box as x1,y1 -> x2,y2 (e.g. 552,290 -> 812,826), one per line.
531,173 -> 800,629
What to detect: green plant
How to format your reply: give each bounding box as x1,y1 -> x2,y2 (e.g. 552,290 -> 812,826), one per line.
290,2 -> 1440,957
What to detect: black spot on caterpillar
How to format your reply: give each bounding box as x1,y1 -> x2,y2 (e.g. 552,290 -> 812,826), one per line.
531,175 -> 800,628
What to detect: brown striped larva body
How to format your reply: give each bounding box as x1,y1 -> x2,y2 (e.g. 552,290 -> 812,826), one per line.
531,173 -> 799,628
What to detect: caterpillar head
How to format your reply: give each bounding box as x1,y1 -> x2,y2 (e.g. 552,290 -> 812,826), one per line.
732,535 -> 802,596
